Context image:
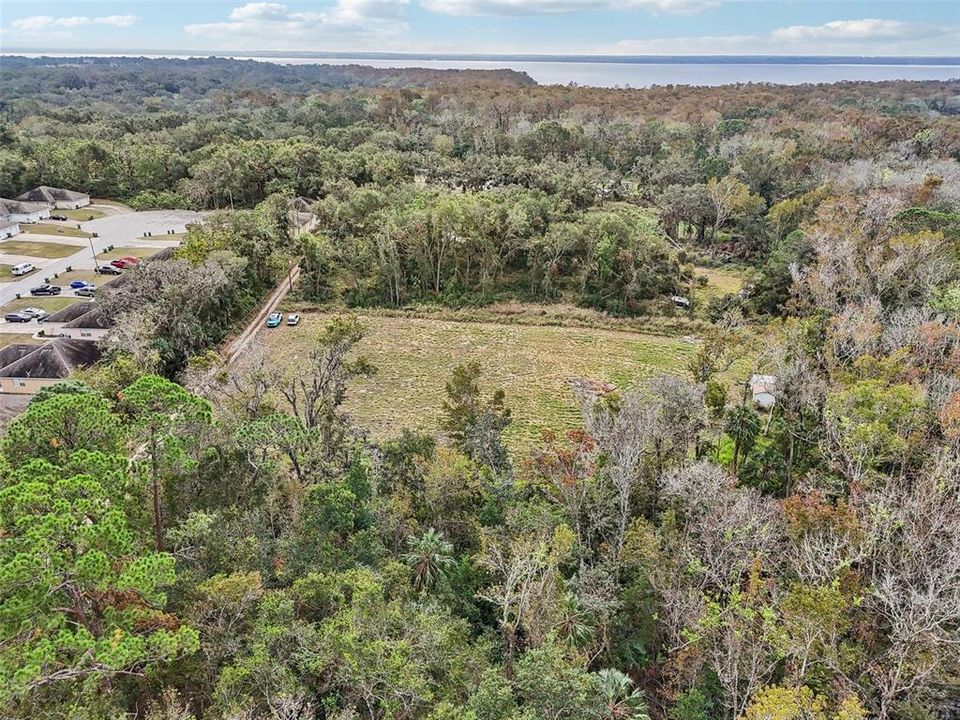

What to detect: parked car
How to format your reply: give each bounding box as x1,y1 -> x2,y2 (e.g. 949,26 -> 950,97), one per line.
287,313 -> 300,326
110,256 -> 140,269
21,307 -> 48,320
30,284 -> 62,296
75,286 -> 96,297
69,280 -> 92,289
4,311 -> 32,323
50,214 -> 67,221
95,264 -> 122,275
266,312 -> 283,328
11,262 -> 34,277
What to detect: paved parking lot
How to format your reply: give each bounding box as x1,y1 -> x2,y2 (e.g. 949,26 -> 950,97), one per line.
0,209 -> 202,307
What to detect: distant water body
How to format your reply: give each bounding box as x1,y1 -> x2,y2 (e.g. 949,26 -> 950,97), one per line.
7,52 -> 960,87
271,57 -> 960,87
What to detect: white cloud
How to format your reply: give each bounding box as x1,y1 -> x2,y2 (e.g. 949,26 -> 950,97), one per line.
771,19 -> 938,42
421,0 -> 717,15
183,0 -> 409,49
610,18 -> 960,55
9,14 -> 137,33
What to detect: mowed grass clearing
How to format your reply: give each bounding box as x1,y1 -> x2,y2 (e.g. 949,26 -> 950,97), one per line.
21,223 -> 91,238
258,312 -> 698,448
0,239 -> 79,259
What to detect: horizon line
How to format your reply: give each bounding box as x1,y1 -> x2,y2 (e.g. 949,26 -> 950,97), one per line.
3,50 -> 960,65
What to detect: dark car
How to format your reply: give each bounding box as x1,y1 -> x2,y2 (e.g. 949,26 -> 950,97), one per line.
30,284 -> 62,296
50,214 -> 67,221
75,286 -> 96,297
95,264 -> 122,275
5,312 -> 32,323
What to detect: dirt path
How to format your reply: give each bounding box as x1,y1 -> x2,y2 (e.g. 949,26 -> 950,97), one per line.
224,263 -> 301,365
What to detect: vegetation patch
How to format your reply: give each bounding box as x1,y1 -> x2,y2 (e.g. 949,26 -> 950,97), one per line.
258,310 -> 698,448
60,208 -> 106,221
20,223 -> 91,238
0,239 -> 80,259
1,297 -> 77,314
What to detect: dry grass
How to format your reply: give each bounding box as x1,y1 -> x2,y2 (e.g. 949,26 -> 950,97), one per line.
0,264 -> 41,282
0,333 -> 43,347
97,246 -> 165,261
55,269 -> 100,286
0,239 -> 79,259
1,297 -> 77,314
61,208 -> 106,221
256,310 -> 700,449
21,223 -> 91,238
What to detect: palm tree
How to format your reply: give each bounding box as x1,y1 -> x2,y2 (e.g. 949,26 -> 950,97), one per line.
402,527 -> 456,592
597,669 -> 651,720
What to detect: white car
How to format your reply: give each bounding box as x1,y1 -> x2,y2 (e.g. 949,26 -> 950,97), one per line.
21,307 -> 48,320
287,313 -> 300,326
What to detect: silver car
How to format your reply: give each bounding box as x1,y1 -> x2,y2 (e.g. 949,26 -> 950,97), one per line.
287,313 -> 300,326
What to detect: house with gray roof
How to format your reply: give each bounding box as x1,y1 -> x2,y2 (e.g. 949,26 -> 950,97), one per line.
0,338 -> 101,395
16,186 -> 90,209
0,198 -> 51,224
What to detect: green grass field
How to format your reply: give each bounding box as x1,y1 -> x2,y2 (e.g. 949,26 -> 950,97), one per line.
0,240 -> 79,259
60,208 -> 106,221
21,223 -> 91,238
257,311 -> 699,448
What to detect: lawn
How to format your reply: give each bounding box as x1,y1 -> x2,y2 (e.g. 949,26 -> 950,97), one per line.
0,333 -> 44,348
0,264 -> 40,282
0,240 -> 80,259
21,223 -> 91,238
1,297 -> 78,314
97,246 -> 165,261
256,311 -> 699,449
54,269 -> 100,287
60,208 -> 106,221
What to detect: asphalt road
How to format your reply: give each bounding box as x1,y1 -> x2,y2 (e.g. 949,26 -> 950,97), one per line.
0,210 -> 202,307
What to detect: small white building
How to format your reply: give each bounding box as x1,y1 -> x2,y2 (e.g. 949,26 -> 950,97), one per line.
749,374 -> 779,411
0,199 -> 51,224
0,219 -> 20,238
17,186 -> 90,210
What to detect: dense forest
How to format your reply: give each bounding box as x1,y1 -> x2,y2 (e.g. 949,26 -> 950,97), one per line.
0,56 -> 958,720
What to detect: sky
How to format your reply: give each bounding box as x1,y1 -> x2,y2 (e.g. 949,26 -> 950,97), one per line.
0,0 -> 958,56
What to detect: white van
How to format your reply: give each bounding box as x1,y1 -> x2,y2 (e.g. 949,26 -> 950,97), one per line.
11,263 -> 34,277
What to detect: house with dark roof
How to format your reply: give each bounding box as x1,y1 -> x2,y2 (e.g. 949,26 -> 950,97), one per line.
40,302 -> 112,341
16,186 -> 90,210
0,198 -> 51,224
0,338 -> 101,394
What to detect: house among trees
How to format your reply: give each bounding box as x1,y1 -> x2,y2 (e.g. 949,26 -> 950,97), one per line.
0,198 -> 52,224
749,374 -> 779,410
16,185 -> 91,209
0,338 -> 101,394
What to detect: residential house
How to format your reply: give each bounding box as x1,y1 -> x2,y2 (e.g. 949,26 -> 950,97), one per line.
0,198 -> 51,223
0,219 -> 20,239
41,302 -> 112,341
0,338 -> 101,394
16,186 -> 90,209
